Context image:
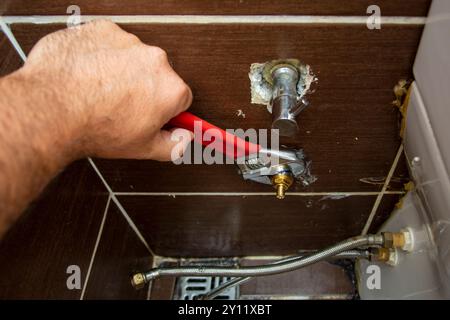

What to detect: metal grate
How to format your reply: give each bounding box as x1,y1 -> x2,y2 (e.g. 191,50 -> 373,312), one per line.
174,275 -> 238,300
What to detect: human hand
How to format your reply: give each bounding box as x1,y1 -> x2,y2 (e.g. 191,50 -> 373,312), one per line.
20,19 -> 193,161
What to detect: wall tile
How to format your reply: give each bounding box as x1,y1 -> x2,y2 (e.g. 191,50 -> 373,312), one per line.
117,23 -> 420,192
1,21 -> 414,264
0,160 -> 108,299
150,277 -> 176,300
4,23 -> 422,193
0,0 -> 431,16
83,202 -> 153,300
119,194 -> 385,257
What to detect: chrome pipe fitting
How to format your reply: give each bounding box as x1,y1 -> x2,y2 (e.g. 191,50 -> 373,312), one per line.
270,65 -> 302,136
131,234 -> 384,290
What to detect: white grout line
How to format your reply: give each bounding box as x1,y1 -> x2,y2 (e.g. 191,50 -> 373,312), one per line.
361,144 -> 404,235
0,17 -> 27,61
1,15 -> 426,25
80,194 -> 111,300
87,158 -> 155,256
114,191 -> 404,197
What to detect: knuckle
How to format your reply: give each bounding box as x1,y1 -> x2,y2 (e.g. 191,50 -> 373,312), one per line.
172,82 -> 193,111
151,46 -> 168,61
179,84 -> 193,108
127,33 -> 141,44
141,46 -> 169,67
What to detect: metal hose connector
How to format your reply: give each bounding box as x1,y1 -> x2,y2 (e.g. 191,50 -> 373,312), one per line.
131,234 -> 383,289
201,249 -> 370,300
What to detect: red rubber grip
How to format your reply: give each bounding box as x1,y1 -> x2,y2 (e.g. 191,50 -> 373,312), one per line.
168,112 -> 261,159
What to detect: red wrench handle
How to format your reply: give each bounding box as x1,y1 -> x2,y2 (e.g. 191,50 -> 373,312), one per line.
168,112 -> 261,159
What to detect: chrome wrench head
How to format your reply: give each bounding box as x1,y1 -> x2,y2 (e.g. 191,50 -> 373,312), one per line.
236,147 -> 314,186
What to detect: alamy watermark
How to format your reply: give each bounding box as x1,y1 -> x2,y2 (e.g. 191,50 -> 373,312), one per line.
66,5 -> 81,28
366,265 -> 381,290
367,5 -> 382,30
66,264 -> 81,290
170,122 -> 281,165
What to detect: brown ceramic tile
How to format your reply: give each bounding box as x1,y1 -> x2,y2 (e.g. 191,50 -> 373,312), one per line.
5,22 -> 420,193
0,0 -> 431,16
0,160 -> 108,299
0,32 -> 23,76
150,277 -> 176,300
82,202 -> 153,300
10,23 -> 419,192
239,259 -> 354,298
357,149 -> 410,191
101,22 -> 415,193
119,194 -> 382,257
4,22 -> 416,263
118,24 -> 418,193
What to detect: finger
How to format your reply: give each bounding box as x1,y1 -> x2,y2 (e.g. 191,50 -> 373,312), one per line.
146,128 -> 194,161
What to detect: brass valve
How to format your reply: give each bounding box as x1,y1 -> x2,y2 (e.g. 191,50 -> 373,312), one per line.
374,248 -> 391,262
382,232 -> 406,249
372,247 -> 398,266
271,172 -> 294,199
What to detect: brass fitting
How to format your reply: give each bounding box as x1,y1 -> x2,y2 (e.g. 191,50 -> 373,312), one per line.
382,232 -> 406,249
373,248 -> 398,266
131,273 -> 146,290
271,172 -> 294,199
374,248 -> 391,262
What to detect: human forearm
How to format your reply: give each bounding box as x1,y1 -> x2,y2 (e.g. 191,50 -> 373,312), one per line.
0,70 -> 81,236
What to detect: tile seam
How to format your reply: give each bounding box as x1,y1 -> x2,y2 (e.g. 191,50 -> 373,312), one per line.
80,194 -> 111,300
113,191 -> 405,196
361,144 -> 404,235
87,158 -> 155,256
1,15 -> 426,25
0,16 -> 27,61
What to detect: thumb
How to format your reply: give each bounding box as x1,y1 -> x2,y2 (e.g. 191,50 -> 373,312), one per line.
147,128 -> 193,161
